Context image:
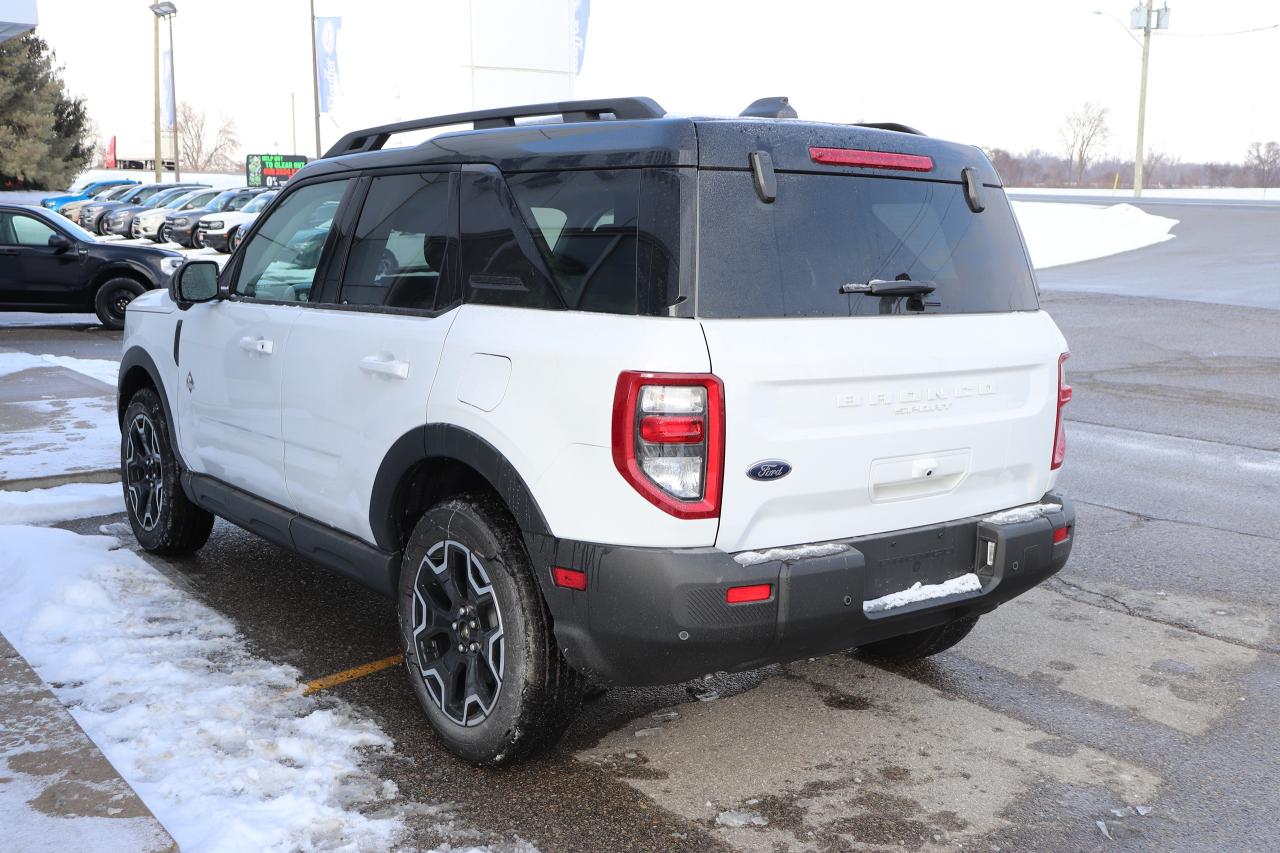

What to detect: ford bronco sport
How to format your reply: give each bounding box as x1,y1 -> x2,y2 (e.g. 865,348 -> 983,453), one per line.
117,96 -> 1076,765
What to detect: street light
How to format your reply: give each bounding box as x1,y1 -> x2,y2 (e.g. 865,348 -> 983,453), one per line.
149,3 -> 179,182
1095,3 -> 1171,197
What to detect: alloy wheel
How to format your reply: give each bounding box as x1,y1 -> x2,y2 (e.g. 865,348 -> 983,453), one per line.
124,413 -> 164,531
410,539 -> 505,726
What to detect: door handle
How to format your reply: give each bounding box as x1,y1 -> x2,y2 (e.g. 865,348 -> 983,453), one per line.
0,248 -> 18,255
359,354 -> 410,379
238,336 -> 274,355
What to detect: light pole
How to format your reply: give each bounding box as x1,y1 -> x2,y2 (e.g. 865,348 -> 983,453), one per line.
1097,4 -> 1170,197
149,3 -> 179,180
310,0 -> 321,159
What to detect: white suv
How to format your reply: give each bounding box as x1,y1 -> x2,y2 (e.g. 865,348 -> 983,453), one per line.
117,97 -> 1076,766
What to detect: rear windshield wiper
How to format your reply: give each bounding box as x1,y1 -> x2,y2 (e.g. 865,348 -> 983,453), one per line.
839,279 -> 937,297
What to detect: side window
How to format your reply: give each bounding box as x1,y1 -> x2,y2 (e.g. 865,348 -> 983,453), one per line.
505,169 -> 642,315
340,172 -> 452,311
234,179 -> 350,302
6,215 -> 58,247
459,171 -> 561,310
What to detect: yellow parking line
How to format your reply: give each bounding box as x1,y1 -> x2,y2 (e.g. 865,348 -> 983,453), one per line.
303,654 -> 403,695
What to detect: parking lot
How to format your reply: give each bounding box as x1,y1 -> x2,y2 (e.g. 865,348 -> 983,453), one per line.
3,197 -> 1279,851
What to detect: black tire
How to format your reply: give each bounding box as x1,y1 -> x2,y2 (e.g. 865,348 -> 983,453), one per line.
158,224 -> 172,244
224,226 -> 239,252
397,494 -> 583,766
856,616 -> 979,663
192,228 -> 205,248
120,387 -> 214,555
93,277 -> 146,330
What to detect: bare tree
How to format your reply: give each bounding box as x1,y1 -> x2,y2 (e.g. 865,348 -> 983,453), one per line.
1245,141 -> 1280,188
1143,148 -> 1179,189
1060,102 -> 1109,187
177,102 -> 241,173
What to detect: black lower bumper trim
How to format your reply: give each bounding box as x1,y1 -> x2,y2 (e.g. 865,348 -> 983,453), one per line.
525,493 -> 1075,686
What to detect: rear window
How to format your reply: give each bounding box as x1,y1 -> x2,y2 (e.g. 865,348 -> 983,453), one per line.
696,172 -> 1037,318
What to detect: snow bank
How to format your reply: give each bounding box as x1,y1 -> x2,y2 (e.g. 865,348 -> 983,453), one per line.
1010,201 -> 1178,269
0,482 -> 124,524
0,525 -> 408,852
862,573 -> 982,614
734,543 -> 850,567
0,351 -> 119,386
0,396 -> 119,481
982,502 -> 1061,525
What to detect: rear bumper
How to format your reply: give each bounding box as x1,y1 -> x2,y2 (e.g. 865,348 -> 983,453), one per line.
525,493 -> 1075,686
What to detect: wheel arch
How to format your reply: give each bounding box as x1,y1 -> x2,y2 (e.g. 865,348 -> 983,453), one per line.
370,424 -> 551,555
117,346 -> 187,471
92,261 -> 156,293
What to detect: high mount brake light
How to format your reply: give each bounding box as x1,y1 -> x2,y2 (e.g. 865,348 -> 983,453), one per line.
612,371 -> 724,519
1052,352 -> 1072,470
809,147 -> 934,172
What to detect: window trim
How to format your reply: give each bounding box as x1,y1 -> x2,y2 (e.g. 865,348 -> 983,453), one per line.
1,211 -> 63,248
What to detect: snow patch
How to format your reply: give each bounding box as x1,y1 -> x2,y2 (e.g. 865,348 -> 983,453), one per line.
0,524 -> 412,852
862,573 -> 982,614
0,396 -> 119,481
0,482 -> 124,524
1010,201 -> 1178,269
716,809 -> 769,828
734,542 -> 849,567
0,351 -> 119,385
982,502 -> 1061,524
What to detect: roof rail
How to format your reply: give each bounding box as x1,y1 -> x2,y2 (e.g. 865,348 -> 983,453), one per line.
854,122 -> 926,136
323,97 -> 667,158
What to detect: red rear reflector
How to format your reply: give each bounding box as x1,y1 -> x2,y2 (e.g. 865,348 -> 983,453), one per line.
726,583 -> 772,604
810,146 -> 934,172
1053,526 -> 1071,544
639,415 -> 704,444
1052,352 -> 1072,470
552,567 -> 587,591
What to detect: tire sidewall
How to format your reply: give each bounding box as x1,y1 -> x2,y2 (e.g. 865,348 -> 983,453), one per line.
397,498 -> 536,764
95,277 -> 145,330
120,388 -> 186,552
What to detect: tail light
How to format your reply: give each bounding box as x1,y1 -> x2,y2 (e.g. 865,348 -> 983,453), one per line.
809,146 -> 934,172
612,371 -> 724,519
1051,352 -> 1072,470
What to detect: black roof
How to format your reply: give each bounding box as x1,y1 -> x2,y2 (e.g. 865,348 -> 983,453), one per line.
297,97 -> 1000,186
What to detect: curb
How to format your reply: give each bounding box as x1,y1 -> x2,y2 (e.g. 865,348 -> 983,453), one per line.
0,470 -> 120,492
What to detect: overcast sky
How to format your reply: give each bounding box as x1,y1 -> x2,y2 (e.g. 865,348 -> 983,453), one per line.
35,0 -> 1280,165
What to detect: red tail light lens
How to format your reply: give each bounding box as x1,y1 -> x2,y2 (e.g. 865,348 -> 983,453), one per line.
809,146 -> 934,172
1053,526 -> 1071,544
1052,352 -> 1072,470
612,371 -> 724,519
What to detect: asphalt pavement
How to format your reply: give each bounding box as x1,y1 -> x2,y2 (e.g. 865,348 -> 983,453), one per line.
5,196 -> 1279,851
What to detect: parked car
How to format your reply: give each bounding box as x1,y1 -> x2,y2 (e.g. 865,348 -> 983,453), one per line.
119,97 -> 1076,766
132,188 -> 222,241
195,189 -> 279,252
40,179 -> 139,213
60,183 -> 138,222
80,183 -> 206,235
103,186 -> 209,239
164,187 -> 267,248
0,203 -> 183,328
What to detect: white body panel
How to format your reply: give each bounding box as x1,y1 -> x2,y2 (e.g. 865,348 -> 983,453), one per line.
197,209 -> 257,239
280,307 -> 457,544
703,311 -> 1068,553
175,299 -> 300,508
429,304 -> 717,548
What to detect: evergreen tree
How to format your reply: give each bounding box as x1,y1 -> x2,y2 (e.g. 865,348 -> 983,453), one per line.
0,32 -> 92,190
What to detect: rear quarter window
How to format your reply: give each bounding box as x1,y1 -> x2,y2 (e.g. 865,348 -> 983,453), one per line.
696,172 -> 1038,318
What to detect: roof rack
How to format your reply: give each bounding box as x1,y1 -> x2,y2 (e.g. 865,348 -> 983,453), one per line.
323,97 -> 667,158
854,122 -> 926,136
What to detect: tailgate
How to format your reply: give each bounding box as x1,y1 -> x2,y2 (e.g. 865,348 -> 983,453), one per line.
706,311 -> 1066,552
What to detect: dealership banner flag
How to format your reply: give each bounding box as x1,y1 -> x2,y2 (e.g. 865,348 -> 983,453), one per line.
315,16 -> 341,114
161,50 -> 174,129
572,0 -> 590,73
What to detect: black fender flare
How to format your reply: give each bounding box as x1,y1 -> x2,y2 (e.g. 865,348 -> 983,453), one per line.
117,345 -> 188,472
368,424 -> 551,551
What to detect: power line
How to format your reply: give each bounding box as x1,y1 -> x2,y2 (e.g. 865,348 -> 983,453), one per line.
1163,22 -> 1280,37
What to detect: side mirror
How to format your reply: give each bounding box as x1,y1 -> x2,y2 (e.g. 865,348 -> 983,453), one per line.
47,232 -> 72,252
170,260 -> 221,309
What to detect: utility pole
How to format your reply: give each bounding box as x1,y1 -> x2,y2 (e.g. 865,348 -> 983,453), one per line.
1133,0 -> 1154,198
310,0 -> 321,159
152,15 -> 161,182
167,12 -> 180,181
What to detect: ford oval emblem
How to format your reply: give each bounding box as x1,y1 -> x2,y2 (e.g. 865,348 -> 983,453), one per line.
747,460 -> 792,481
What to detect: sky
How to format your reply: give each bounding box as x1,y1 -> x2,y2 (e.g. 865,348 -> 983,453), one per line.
31,0 -> 1280,167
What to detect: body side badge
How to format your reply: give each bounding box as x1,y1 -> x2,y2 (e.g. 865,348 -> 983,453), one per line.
747,460 -> 792,481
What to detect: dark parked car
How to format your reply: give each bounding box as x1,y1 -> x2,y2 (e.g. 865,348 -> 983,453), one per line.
164,187 -> 268,248
0,204 -> 184,329
102,186 -> 208,239
79,182 -> 206,235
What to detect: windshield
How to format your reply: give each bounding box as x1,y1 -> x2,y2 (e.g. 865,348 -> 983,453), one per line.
143,189 -> 190,209
696,172 -> 1038,318
209,190 -> 242,210
242,192 -> 277,213
162,191 -> 200,209
94,186 -> 133,201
